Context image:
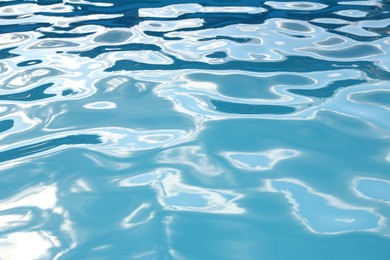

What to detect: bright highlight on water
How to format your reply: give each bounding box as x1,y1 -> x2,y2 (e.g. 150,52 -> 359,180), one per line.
0,0 -> 390,259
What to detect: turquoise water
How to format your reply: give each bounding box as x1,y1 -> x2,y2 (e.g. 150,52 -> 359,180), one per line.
1,0 -> 390,259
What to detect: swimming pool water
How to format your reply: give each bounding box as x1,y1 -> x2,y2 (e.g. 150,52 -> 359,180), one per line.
0,0 -> 390,259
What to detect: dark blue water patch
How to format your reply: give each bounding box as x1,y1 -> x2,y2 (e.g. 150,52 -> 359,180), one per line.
288,79 -> 367,98
364,63 -> 390,81
364,27 -> 390,39
368,2 -> 390,20
309,21 -> 344,30
37,31 -> 95,39
36,0 -> 63,5
0,83 -> 56,101
106,56 -> 385,75
0,119 -> 14,133
0,134 -> 102,163
17,60 -> 43,67
0,23 -> 52,34
146,33 -> 253,43
206,51 -> 227,58
69,43 -> 161,58
66,0 -> 269,17
62,89 -> 76,96
0,47 -> 19,60
210,99 -> 296,115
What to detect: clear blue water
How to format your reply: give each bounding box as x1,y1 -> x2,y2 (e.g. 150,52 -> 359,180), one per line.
0,0 -> 390,259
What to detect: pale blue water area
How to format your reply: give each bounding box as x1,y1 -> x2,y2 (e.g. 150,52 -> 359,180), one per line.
0,0 -> 390,259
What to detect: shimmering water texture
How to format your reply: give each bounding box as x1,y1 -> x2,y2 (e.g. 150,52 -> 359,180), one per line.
1,0 -> 390,259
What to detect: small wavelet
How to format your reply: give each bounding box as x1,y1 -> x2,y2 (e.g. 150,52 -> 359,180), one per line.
93,30 -> 133,44
210,99 -> 296,115
0,134 -> 102,164
222,149 -> 300,172
117,168 -> 244,214
265,1 -> 328,10
264,179 -> 384,234
158,145 -> 222,176
353,177 -> 390,203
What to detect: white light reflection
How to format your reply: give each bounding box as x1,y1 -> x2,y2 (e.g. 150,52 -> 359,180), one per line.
0,184 -> 76,259
265,1 -> 328,10
152,69 -> 365,122
139,19 -> 204,32
138,4 -> 265,18
159,18 -> 386,66
121,203 -> 155,229
0,33 -> 30,47
263,179 -> 384,234
104,51 -> 174,65
1,67 -> 64,91
65,0 -> 113,7
163,216 -> 186,260
158,145 -> 222,176
335,9 -> 368,18
157,169 -> 244,214
311,18 -> 348,25
0,3 -> 73,16
117,168 -> 244,214
0,127 -> 195,164
84,101 -> 117,110
0,231 -> 60,260
0,212 -> 32,231
70,179 -> 92,193
28,40 -> 79,49
83,152 -> 132,171
0,185 -> 57,211
117,170 -> 161,187
222,149 -> 300,171
338,1 -> 381,6
0,14 -> 122,28
335,82 -> 390,131
353,177 -> 390,204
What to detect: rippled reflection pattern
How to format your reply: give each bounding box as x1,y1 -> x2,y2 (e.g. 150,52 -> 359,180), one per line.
1,0 -> 390,259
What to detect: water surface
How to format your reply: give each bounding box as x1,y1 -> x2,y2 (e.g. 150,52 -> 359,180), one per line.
1,0 -> 390,259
